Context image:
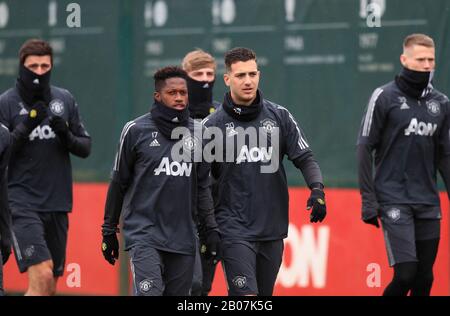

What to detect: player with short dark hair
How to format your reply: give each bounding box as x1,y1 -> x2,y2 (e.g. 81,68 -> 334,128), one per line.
203,47 -> 326,296
18,39 -> 53,66
0,38 -> 91,296
153,65 -> 188,91
224,47 -> 257,72
101,65 -> 219,296
357,33 -> 450,296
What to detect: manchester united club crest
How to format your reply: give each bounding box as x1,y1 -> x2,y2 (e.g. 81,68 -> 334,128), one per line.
232,276 -> 247,289
139,279 -> 154,294
49,99 -> 65,116
426,100 -> 440,117
183,135 -> 199,152
387,208 -> 401,222
260,118 -> 277,135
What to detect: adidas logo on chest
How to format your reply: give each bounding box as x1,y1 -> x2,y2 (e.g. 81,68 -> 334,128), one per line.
150,139 -> 160,147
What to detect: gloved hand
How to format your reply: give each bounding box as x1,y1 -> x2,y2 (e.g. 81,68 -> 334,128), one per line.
49,116 -> 69,137
201,230 -> 221,264
102,233 -> 119,265
307,188 -> 327,223
363,216 -> 380,228
22,101 -> 48,133
362,199 -> 380,228
0,237 -> 11,265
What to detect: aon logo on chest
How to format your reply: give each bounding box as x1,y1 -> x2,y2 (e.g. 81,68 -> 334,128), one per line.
29,126 -> 56,141
236,145 -> 273,164
404,118 -> 437,137
154,157 -> 192,177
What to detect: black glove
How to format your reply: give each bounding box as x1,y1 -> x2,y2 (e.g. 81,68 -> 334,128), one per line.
22,101 -> 48,133
0,236 -> 11,265
307,188 -> 327,223
102,234 -> 119,265
49,116 -> 69,137
201,230 -> 221,264
363,216 -> 380,228
362,199 -> 380,228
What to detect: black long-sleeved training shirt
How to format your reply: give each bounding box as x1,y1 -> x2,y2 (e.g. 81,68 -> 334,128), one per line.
357,80 -> 450,220
203,92 -> 323,241
0,86 -> 91,213
103,113 -> 217,255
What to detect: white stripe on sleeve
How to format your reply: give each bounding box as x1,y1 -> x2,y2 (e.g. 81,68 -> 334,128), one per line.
362,88 -> 383,137
277,105 -> 309,150
113,121 -> 135,171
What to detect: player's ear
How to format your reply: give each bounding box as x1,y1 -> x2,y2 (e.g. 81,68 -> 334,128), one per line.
400,54 -> 407,68
154,91 -> 161,102
223,73 -> 230,87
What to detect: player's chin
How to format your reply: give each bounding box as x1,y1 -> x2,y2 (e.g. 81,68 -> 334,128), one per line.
241,93 -> 256,102
242,88 -> 256,96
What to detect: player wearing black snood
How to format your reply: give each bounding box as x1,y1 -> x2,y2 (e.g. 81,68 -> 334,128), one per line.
0,39 -> 91,296
182,50 -> 221,296
357,34 -> 450,296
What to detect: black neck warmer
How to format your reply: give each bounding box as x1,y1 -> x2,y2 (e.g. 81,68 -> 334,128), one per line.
187,76 -> 215,119
16,63 -> 52,106
395,66 -> 433,99
222,90 -> 262,122
150,100 -> 190,139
